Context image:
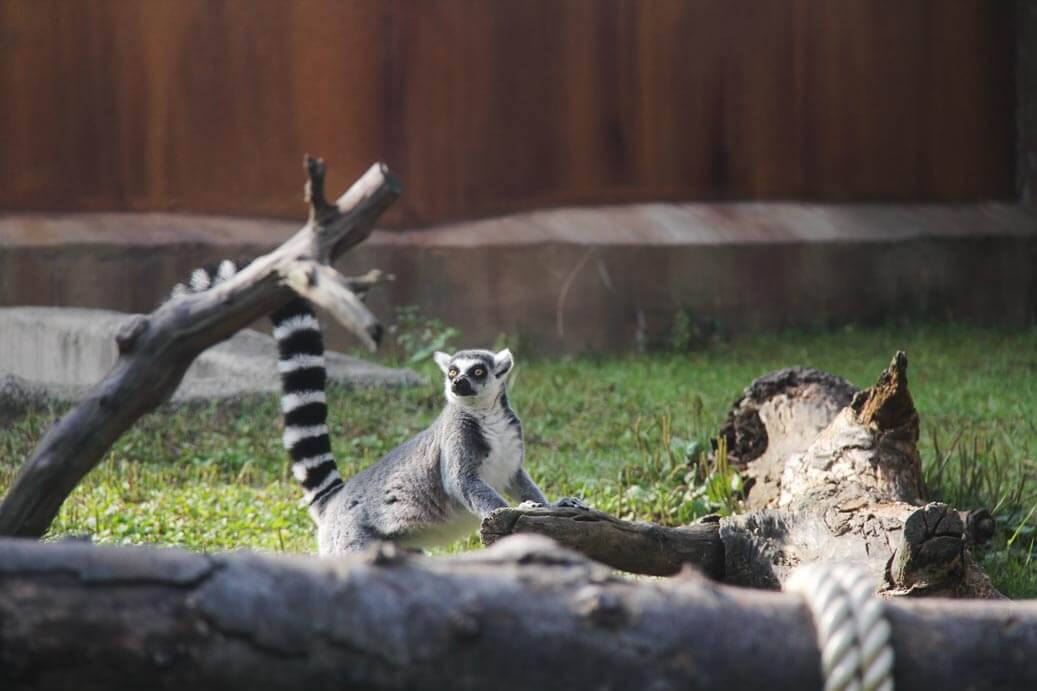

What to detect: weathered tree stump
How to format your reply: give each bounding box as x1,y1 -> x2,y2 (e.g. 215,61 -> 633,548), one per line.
488,353 -> 1002,598
720,351 -> 999,597
717,366 -> 859,468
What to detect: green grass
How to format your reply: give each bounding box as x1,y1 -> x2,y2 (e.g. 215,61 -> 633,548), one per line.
1,322 -> 1035,596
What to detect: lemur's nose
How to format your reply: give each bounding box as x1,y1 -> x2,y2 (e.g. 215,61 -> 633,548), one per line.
452,377 -> 474,396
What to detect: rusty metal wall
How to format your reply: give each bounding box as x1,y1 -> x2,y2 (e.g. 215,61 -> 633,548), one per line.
0,0 -> 1017,228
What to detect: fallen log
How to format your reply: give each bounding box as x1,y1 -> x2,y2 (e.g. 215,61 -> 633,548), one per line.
486,354 -> 1002,598
1,535 -> 1033,691
0,158 -> 399,538
481,505 -> 724,578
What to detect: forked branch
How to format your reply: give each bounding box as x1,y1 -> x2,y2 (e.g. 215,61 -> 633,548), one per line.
0,158 -> 400,538
282,260 -> 384,350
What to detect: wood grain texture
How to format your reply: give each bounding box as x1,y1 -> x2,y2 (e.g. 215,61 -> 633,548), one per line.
0,0 -> 1016,227
2,535 -> 1036,691
717,353 -> 1001,598
481,505 -> 724,578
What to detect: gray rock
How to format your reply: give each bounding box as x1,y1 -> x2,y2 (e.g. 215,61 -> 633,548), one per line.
0,307 -> 422,406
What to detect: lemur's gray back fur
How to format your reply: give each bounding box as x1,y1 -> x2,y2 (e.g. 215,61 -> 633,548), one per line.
170,262 -> 561,556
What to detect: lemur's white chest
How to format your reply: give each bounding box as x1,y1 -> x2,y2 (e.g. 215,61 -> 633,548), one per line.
476,410 -> 524,493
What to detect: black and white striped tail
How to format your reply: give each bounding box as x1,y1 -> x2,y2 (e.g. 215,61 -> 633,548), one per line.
170,260 -> 344,513
271,298 -> 343,510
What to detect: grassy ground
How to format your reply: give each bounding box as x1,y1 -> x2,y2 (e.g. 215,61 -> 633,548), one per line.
1,322 -> 1035,597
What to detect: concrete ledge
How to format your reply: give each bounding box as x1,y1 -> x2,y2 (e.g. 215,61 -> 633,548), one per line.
1,204 -> 1035,353
0,307 -> 421,403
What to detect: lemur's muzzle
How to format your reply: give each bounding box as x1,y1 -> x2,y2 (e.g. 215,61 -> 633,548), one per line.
451,377 -> 474,396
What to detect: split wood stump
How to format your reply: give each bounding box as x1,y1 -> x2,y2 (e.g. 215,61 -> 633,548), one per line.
485,353 -> 1002,598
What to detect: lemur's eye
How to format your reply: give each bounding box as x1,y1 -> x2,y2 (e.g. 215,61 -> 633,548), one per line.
448,368 -> 459,379
473,368 -> 485,377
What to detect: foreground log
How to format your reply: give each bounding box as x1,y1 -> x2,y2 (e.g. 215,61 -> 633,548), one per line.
0,158 -> 399,538
1,535 -> 1034,691
486,354 -> 1001,598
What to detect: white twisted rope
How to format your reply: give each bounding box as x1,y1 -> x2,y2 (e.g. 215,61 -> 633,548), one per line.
786,563 -> 895,691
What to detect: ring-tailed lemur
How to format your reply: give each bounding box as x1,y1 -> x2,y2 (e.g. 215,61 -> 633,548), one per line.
171,261 -> 583,555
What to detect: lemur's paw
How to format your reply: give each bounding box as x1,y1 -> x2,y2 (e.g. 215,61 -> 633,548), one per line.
553,496 -> 589,510
519,500 -> 546,509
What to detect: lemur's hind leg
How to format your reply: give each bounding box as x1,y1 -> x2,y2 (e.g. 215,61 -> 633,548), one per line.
317,518 -> 388,555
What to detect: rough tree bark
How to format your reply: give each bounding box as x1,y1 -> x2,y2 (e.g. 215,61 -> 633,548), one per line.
716,365 -> 859,510
481,505 -> 724,578
486,354 -> 1002,598
0,158 -> 400,538
720,352 -> 1000,597
1,535 -> 1034,691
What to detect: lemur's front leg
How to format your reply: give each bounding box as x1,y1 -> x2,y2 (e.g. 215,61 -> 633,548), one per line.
509,468 -> 589,510
449,459 -> 509,519
508,468 -> 549,505
462,478 -> 509,518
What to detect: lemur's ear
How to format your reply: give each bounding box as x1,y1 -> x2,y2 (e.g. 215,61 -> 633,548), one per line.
493,349 -> 514,378
433,351 -> 452,374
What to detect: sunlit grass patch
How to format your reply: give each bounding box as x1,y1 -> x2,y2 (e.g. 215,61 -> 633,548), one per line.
1,322 -> 1034,596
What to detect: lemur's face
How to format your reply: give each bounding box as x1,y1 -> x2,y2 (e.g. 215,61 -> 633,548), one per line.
433,349 -> 513,408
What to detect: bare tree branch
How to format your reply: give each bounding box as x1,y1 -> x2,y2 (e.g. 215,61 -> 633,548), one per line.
343,268 -> 395,299
281,260 -> 383,351
0,159 -> 400,538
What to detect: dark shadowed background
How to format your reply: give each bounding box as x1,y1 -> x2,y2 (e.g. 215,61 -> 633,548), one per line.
0,0 -> 1033,351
